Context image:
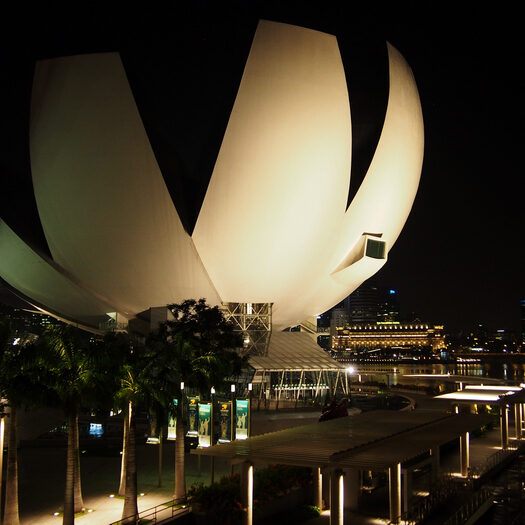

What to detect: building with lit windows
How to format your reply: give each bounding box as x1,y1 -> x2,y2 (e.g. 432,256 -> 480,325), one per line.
332,321 -> 446,358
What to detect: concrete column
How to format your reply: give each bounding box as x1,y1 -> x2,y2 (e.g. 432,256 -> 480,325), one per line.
430,446 -> 440,482
330,469 -> 344,525
402,468 -> 413,513
500,405 -> 509,450
388,463 -> 402,524
460,432 -> 470,476
313,467 -> 323,509
343,468 -> 359,511
240,461 -> 253,525
515,404 -> 522,440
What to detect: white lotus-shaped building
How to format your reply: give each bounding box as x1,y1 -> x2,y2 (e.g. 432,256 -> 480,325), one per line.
0,20 -> 423,333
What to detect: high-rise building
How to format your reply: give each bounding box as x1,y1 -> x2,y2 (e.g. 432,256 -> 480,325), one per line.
344,279 -> 400,323
521,299 -> 525,345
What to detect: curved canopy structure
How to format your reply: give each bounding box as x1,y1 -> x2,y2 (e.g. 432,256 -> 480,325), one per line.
0,20 -> 424,331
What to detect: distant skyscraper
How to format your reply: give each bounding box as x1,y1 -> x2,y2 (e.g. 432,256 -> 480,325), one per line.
377,288 -> 400,322
345,279 -> 400,323
521,299 -> 525,345
346,280 -> 379,323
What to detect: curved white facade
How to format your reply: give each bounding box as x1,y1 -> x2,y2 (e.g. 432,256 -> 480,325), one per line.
0,20 -> 424,330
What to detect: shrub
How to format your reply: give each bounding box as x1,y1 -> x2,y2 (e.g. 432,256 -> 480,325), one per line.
188,465 -> 313,524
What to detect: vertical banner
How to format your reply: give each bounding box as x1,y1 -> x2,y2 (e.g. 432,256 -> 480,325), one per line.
187,397 -> 199,437
218,401 -> 233,443
167,399 -> 178,440
198,402 -> 212,448
236,399 -> 250,440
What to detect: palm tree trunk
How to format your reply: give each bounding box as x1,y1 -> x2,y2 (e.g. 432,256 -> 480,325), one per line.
73,414 -> 84,512
63,413 -> 76,525
3,406 -> 20,525
174,400 -> 186,502
121,402 -> 138,524
0,415 -> 5,522
118,410 -> 129,497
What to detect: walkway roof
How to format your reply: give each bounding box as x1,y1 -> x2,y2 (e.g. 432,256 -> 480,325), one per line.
193,409 -> 492,470
249,331 -> 345,372
402,374 -> 502,384
435,385 -> 525,405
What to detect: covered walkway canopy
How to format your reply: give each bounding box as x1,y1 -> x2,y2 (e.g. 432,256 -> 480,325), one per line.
194,410 -> 491,468
193,410 -> 492,524
435,384 -> 525,449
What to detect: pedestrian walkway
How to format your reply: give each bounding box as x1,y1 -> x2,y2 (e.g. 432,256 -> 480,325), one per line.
16,409 -> 321,524
13,404 -> 517,525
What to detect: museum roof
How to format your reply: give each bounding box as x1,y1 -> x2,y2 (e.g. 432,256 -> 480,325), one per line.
248,332 -> 345,372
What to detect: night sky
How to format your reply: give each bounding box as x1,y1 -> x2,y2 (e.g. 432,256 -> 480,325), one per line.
0,1 -> 523,333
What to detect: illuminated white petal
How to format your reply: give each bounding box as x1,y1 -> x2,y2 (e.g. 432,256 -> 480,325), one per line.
30,53 -> 220,315
0,220 -> 118,327
193,20 -> 351,325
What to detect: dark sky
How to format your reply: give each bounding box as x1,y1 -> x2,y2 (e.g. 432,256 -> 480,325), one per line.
0,1 -> 523,332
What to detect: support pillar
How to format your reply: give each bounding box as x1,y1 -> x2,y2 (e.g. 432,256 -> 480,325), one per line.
500,405 -> 509,450
430,446 -> 440,483
343,468 -> 359,511
313,467 -> 323,509
240,461 -> 253,525
460,432 -> 470,476
330,469 -> 344,525
402,468 -> 413,513
388,463 -> 402,524
515,404 -> 522,440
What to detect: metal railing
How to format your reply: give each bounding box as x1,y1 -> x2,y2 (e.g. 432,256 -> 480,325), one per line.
109,501 -> 190,525
443,487 -> 492,525
390,443 -> 524,525
389,474 -> 459,525
468,443 -> 520,480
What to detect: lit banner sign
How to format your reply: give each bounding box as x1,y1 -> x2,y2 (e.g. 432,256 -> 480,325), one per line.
198,403 -> 212,448
235,399 -> 250,440
218,401 -> 233,443
167,399 -> 178,440
186,397 -> 199,437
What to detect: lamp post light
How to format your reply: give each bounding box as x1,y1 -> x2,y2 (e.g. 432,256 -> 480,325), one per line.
248,383 -> 253,438
231,385 -> 236,441
210,386 -> 215,446
345,366 -> 355,396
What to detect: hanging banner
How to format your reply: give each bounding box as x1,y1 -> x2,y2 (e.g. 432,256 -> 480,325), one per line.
187,397 -> 200,437
167,399 -> 178,440
235,399 -> 250,440
198,402 -> 212,448
218,401 -> 233,443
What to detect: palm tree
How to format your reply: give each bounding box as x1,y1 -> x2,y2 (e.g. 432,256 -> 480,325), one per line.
98,331 -> 135,498
114,348 -> 150,524
41,324 -> 123,525
117,372 -> 139,523
145,299 -> 244,502
0,318 -> 47,525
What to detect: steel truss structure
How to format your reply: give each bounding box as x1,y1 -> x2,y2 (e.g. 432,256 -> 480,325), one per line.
222,302 -> 272,356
